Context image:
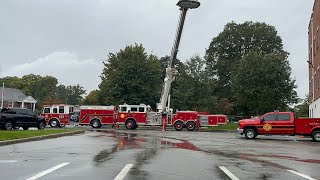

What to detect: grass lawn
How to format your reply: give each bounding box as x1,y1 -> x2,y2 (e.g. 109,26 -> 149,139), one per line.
208,122 -> 238,130
0,129 -> 79,141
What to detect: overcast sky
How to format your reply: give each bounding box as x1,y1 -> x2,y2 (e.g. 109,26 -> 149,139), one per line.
0,0 -> 314,98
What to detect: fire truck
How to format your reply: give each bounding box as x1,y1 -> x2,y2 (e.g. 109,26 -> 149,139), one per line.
41,104 -> 117,128
116,104 -> 226,131
78,105 -> 116,128
41,104 -> 74,127
112,0 -> 228,131
40,1 -> 228,131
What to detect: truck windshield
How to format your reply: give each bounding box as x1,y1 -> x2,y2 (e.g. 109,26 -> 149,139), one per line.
250,116 -> 260,119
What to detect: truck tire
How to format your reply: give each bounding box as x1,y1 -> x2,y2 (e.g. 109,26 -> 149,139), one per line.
50,119 -> 59,127
125,119 -> 136,130
5,121 -> 13,130
38,121 -> 45,130
174,121 -> 184,131
22,126 -> 29,130
91,119 -> 101,128
186,121 -> 196,131
244,129 -> 257,139
312,131 -> 320,142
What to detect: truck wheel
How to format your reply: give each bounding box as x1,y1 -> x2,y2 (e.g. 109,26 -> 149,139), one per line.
312,131 -> 320,142
91,119 -> 101,128
5,121 -> 13,130
50,119 -> 59,127
174,121 -> 184,131
22,126 -> 29,130
38,121 -> 45,130
186,121 -> 196,131
244,129 -> 257,139
125,119 -> 136,130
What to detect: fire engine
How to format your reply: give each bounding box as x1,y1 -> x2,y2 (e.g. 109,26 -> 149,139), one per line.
112,0 -> 228,131
41,104 -> 74,127
78,105 -> 116,128
116,105 -> 226,131
41,1 -> 228,131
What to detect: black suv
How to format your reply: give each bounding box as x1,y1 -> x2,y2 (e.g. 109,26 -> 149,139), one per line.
0,108 -> 46,130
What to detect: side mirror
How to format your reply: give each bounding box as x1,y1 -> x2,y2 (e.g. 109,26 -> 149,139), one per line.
261,118 -> 265,123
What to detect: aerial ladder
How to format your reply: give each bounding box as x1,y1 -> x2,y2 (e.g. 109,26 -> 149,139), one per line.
157,0 -> 200,131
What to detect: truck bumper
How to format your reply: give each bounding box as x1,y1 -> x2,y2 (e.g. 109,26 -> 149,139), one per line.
237,128 -> 244,135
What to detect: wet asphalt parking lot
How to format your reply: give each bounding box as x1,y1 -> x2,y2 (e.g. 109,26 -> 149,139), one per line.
0,128 -> 319,180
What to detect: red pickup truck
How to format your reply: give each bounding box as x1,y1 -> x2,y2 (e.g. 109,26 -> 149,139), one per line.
238,111 -> 320,142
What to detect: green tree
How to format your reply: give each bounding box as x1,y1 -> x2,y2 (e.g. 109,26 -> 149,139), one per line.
205,21 -> 286,100
1,74 -> 85,107
295,96 -> 309,117
63,85 -> 86,105
99,44 -> 162,108
231,51 -> 298,116
82,90 -> 100,105
171,55 -> 218,113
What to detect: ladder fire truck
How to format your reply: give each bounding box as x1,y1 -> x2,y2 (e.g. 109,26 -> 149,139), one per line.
40,0 -> 227,131
114,0 -> 227,131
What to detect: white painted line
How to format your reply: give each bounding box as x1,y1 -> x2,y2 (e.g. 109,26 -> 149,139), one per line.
218,166 -> 240,180
114,164 -> 134,180
0,160 -> 18,163
26,162 -> 69,180
288,170 -> 317,180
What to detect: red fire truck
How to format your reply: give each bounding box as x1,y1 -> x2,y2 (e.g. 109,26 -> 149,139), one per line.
238,111 -> 320,142
116,104 -> 226,131
78,105 -> 116,128
41,104 -> 74,127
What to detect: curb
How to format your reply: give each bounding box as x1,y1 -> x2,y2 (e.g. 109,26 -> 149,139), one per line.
0,130 -> 85,146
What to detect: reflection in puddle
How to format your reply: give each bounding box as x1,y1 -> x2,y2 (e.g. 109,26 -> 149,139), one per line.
93,131 -> 199,165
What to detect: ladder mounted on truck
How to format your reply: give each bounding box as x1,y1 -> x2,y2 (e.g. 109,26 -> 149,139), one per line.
157,0 -> 200,131
157,0 -> 201,114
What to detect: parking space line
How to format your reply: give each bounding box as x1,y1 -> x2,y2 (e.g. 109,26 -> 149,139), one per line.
0,160 -> 18,163
26,162 -> 69,180
114,164 -> 133,180
288,170 -> 317,180
218,166 -> 240,180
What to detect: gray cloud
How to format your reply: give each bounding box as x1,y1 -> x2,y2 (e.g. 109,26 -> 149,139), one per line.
0,0 -> 314,98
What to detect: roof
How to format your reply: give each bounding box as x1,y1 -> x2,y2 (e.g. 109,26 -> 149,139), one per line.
0,87 -> 37,103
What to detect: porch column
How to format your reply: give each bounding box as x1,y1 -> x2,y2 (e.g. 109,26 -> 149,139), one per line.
33,103 -> 36,111
22,101 -> 25,108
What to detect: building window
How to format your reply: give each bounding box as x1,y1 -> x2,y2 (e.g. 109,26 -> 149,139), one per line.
8,101 -> 13,108
317,27 -> 320,49
314,36 -> 316,56
319,72 -> 320,88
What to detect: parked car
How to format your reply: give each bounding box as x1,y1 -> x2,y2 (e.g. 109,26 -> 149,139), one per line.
0,108 -> 46,130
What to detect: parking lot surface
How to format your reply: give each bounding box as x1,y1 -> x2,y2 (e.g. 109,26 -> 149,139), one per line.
0,129 -> 319,180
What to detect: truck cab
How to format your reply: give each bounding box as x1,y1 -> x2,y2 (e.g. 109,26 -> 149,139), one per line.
41,104 -> 74,127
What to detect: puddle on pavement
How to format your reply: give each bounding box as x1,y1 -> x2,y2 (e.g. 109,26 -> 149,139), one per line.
92,131 -> 199,165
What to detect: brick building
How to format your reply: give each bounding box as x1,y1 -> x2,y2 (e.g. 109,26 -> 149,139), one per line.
309,0 -> 320,117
